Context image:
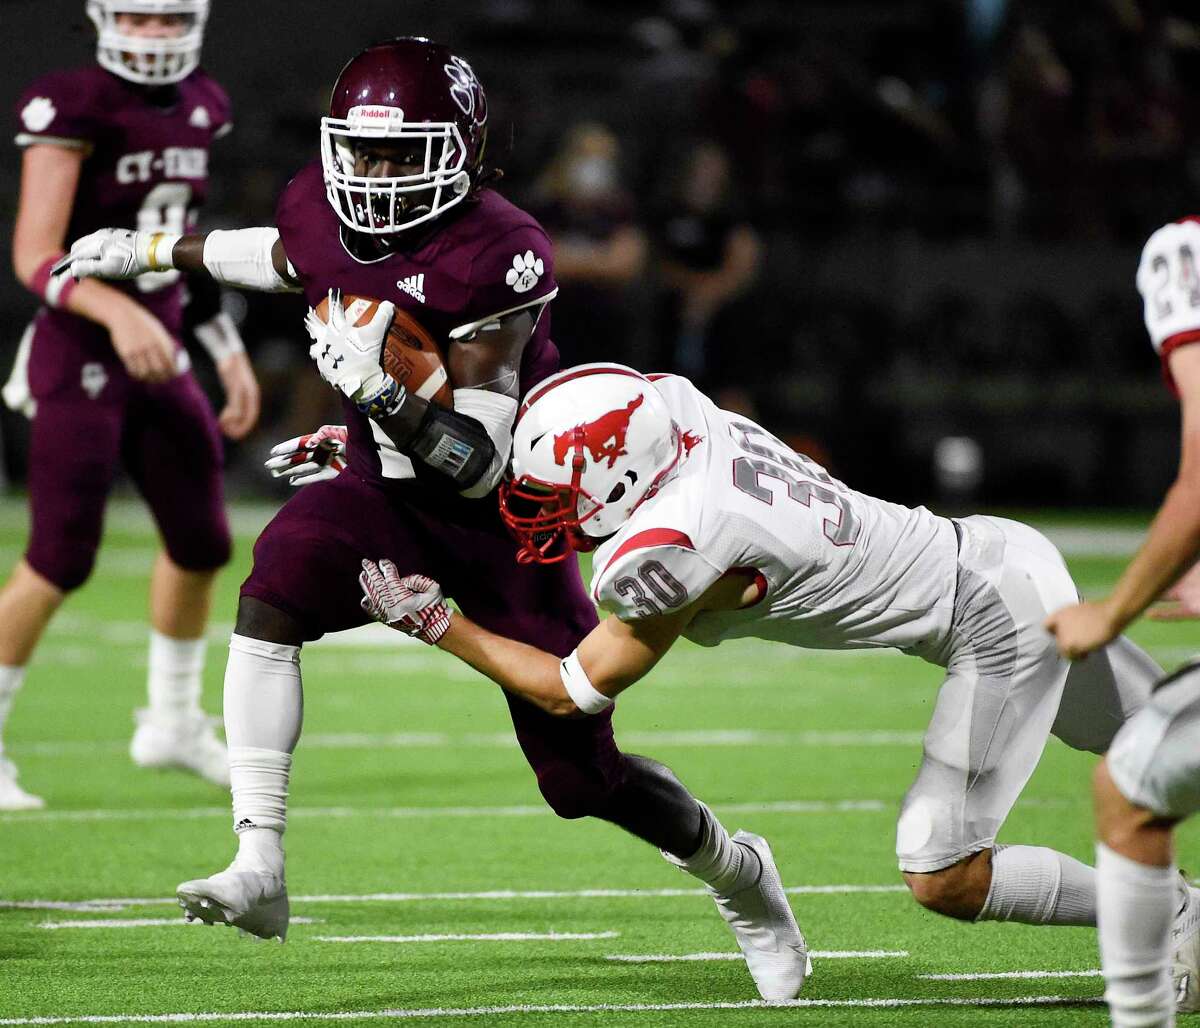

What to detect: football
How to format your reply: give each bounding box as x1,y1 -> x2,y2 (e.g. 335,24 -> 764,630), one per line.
313,293 -> 453,408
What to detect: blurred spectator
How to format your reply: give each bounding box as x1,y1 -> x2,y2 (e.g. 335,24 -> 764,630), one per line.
531,123 -> 647,366
649,141 -> 762,392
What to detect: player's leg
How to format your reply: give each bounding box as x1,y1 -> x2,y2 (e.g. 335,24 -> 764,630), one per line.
0,387 -> 124,808
177,472 -> 432,940
0,561 -> 63,809
445,514 -> 808,999
1052,633 -> 1160,754
1098,662 -> 1200,1026
123,374 -> 232,784
898,516 -> 1100,924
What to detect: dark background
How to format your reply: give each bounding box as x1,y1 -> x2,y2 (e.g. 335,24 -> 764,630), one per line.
3,0 -> 1198,507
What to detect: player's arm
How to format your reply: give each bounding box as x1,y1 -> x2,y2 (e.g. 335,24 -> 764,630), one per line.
53,226 -> 301,293
358,561 -> 689,716
187,273 -> 260,439
370,308 -> 532,496
307,291 -> 540,498
13,144 -> 177,382
1047,345 -> 1200,656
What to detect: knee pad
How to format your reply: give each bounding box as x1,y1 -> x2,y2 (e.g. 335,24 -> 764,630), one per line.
25,541 -> 97,592
164,520 -> 233,573
534,761 -> 623,820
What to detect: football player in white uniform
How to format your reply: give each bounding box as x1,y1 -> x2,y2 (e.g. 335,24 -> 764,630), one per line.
359,363 -> 1200,982
1047,218 -> 1200,1027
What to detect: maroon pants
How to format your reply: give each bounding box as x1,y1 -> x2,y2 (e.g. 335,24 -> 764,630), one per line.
241,469 -> 625,818
24,312 -> 230,591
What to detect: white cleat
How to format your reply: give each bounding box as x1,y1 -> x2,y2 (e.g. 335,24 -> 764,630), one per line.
1172,878 -> 1200,1012
130,708 -> 230,787
0,756 -> 44,810
177,863 -> 289,942
710,830 -> 811,1002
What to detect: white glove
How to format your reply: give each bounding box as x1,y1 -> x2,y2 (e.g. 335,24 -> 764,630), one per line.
359,560 -> 451,645
264,425 -> 348,486
52,228 -> 178,281
305,290 -> 404,417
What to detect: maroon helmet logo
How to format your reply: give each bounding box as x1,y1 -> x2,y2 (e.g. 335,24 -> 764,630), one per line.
553,394 -> 645,469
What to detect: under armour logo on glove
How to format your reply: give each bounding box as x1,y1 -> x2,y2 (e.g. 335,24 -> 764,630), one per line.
359,559 -> 452,645
305,290 -> 403,417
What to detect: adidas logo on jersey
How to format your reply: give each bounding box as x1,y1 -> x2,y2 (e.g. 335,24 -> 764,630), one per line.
189,106 -> 211,129
396,274 -> 426,303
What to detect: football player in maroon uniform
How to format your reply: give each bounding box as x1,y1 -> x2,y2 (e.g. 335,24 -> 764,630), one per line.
4,0 -> 259,808
56,38 -> 810,999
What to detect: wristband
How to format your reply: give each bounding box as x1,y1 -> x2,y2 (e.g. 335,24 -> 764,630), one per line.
355,376 -> 407,419
193,311 -> 246,363
144,232 -> 182,272
31,254 -> 79,309
559,650 -> 613,714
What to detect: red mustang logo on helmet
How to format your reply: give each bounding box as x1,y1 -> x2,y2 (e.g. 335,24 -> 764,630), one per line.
553,394 -> 645,469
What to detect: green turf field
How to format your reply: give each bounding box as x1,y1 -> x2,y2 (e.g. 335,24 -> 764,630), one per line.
1,498 -> 1198,1026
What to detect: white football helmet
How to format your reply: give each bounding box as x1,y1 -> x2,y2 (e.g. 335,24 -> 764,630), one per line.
501,364 -> 681,564
87,0 -> 209,85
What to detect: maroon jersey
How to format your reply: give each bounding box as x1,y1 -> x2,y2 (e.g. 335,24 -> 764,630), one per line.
275,160 -> 561,490
15,65 -> 231,343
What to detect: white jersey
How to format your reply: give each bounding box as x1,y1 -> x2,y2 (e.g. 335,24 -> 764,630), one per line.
589,375 -> 958,656
1136,218 -> 1200,383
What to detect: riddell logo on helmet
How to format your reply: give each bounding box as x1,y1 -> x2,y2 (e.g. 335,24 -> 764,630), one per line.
347,105 -> 405,127
553,394 -> 644,469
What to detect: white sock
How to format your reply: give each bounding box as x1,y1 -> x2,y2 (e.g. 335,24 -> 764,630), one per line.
146,631 -> 206,717
223,634 -> 302,875
0,665 -> 26,758
977,845 -> 1097,926
1097,843 -> 1177,1028
662,803 -> 760,895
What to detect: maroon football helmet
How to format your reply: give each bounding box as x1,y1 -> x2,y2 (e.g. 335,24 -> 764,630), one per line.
321,37 -> 489,235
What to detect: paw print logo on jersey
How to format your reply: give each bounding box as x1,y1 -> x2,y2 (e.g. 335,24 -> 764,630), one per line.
20,96 -> 56,133
506,250 -> 544,294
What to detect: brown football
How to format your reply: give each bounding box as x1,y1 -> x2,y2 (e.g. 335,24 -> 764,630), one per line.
313,294 -> 452,408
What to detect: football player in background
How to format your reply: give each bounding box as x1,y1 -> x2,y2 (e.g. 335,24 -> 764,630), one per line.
55,39 -> 810,1001
3,0 -> 259,808
360,363 -> 1200,997
1046,219 -> 1200,1026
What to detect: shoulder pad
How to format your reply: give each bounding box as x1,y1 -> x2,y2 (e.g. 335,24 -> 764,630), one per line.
191,72 -> 233,139
273,161 -> 326,281
15,69 -> 102,149
465,219 -> 556,325
592,529 -> 722,622
1136,219 -> 1200,355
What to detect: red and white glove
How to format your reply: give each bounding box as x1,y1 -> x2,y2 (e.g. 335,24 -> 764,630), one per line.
359,559 -> 451,645
264,425 -> 348,486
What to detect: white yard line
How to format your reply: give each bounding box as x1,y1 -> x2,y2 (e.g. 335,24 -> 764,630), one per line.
0,798 -> 892,825
316,931 -> 618,944
606,950 -> 908,963
39,917 -> 320,930
1,795 -> 1084,826
6,729 -> 928,759
0,883 -> 909,914
0,996 -> 1099,1025
920,970 -> 1102,981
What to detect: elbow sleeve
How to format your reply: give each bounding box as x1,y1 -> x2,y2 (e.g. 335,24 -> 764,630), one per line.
405,388 -> 517,498
201,228 -> 299,293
